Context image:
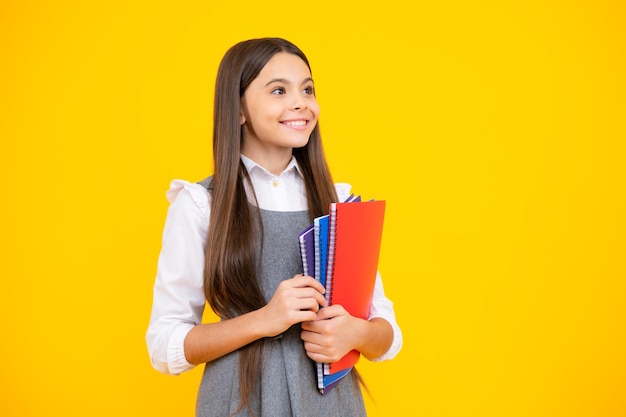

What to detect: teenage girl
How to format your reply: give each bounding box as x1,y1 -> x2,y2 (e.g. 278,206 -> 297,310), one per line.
146,37 -> 402,417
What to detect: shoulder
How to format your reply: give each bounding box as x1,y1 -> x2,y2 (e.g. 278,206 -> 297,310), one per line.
165,179 -> 211,209
334,182 -> 352,202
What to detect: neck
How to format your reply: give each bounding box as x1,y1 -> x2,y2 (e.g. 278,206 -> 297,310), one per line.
241,149 -> 293,175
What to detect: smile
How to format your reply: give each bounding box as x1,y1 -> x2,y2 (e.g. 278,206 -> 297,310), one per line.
281,120 -> 308,128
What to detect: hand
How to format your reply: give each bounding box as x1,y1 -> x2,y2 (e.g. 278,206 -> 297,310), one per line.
300,304 -> 363,363
258,274 -> 326,338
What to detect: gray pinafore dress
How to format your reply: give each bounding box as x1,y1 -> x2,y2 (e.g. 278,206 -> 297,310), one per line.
196,179 -> 366,417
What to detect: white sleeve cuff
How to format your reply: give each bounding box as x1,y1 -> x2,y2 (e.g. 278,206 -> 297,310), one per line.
165,323 -> 196,375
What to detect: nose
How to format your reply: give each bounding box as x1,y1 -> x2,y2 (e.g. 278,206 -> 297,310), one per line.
292,99 -> 307,111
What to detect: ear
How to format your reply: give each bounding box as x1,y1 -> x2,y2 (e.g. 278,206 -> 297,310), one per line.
240,111 -> 246,125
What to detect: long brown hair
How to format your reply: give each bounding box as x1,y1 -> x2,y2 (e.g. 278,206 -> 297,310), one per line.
203,38 -> 338,414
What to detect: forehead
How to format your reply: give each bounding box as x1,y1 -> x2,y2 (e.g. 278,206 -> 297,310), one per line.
256,52 -> 312,81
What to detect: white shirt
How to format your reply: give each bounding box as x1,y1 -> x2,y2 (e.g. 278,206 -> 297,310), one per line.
146,155 -> 403,375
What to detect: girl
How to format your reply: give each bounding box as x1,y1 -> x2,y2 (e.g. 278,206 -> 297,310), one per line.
146,37 -> 402,417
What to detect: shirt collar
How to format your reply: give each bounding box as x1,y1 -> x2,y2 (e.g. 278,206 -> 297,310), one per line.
240,154 -> 303,179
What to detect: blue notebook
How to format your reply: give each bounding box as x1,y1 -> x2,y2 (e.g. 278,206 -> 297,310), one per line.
314,215 -> 329,287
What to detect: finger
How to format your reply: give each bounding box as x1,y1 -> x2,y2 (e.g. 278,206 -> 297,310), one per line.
300,329 -> 322,344
304,348 -> 333,363
315,305 -> 343,320
301,316 -> 329,335
288,309 -> 318,324
292,275 -> 326,295
292,287 -> 327,307
311,291 -> 327,308
297,297 -> 321,313
302,340 -> 325,354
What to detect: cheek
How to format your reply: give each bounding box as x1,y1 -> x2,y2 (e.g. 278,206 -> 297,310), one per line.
261,101 -> 286,120
309,101 -> 321,119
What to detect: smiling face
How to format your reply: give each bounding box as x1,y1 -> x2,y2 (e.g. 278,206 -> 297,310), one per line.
240,52 -> 320,171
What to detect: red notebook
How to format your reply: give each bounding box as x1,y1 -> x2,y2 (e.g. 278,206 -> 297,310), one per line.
323,199 -> 386,375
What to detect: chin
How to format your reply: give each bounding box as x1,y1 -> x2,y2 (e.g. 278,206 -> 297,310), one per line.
293,138 -> 311,149
283,134 -> 311,149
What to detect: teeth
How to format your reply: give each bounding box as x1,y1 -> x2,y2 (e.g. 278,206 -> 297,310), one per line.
284,120 -> 306,127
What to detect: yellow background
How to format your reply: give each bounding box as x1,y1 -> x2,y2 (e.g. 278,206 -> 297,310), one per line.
1,1 -> 625,416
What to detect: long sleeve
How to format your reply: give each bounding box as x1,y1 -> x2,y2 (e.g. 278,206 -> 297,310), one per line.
368,272 -> 403,361
146,180 -> 210,375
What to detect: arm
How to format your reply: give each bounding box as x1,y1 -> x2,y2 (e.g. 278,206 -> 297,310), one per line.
146,181 -> 209,375
147,182 -> 327,372
354,316 -> 394,360
184,274 -> 327,364
300,272 -> 402,363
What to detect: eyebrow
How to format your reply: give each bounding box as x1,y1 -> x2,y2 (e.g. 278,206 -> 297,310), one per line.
264,77 -> 314,87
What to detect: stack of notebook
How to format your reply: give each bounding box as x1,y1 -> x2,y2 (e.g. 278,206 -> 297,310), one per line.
298,194 -> 386,394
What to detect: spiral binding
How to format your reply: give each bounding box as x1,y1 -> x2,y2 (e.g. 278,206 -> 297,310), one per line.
313,219 -> 321,281
299,237 -> 309,276
326,202 -> 338,305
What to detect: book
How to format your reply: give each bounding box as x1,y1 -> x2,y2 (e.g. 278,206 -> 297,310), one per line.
298,219 -> 334,394
297,194 -> 385,393
299,219 -> 352,393
318,367 -> 351,394
313,215 -> 329,287
315,194 -> 360,288
305,215 -> 334,394
323,199 -> 386,375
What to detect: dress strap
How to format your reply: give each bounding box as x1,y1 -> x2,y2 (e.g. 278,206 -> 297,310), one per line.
197,176 -> 213,191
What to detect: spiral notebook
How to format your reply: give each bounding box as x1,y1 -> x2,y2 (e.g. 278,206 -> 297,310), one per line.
299,220 -> 350,393
298,194 -> 385,392
322,198 -> 386,375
